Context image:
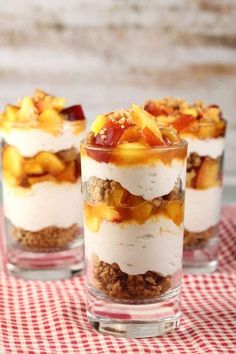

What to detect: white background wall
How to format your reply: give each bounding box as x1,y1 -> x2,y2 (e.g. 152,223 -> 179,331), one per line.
0,0 -> 235,184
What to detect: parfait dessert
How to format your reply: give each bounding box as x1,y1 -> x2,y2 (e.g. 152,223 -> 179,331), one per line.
145,97 -> 226,272
0,90 -> 86,279
81,105 -> 187,337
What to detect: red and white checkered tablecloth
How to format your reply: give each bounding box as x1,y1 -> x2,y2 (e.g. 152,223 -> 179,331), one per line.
0,205 -> 235,354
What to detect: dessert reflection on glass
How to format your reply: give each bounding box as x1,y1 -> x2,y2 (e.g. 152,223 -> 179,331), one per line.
0,90 -> 86,279
81,105 -> 187,338
145,97 -> 226,273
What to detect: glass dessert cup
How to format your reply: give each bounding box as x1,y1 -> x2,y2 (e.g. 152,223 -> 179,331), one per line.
81,141 -> 187,338
0,92 -> 86,280
144,99 -> 227,274
181,122 -> 226,274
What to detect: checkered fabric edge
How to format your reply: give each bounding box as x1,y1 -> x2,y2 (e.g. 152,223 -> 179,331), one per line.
0,205 -> 235,354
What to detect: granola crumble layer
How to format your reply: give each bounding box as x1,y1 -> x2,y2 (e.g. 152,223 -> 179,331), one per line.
92,255 -> 171,300
184,225 -> 218,248
13,224 -> 79,251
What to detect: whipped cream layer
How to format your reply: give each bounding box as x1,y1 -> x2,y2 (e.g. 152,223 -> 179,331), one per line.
184,137 -> 224,159
82,156 -> 186,200
184,187 -> 222,233
3,180 -> 83,231
1,126 -> 85,157
85,217 -> 183,276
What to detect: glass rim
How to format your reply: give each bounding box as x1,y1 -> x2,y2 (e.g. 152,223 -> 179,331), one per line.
81,139 -> 188,152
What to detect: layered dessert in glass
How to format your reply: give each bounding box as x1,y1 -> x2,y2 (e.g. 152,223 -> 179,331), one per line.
0,90 -> 86,279
145,97 -> 226,273
81,105 -> 187,337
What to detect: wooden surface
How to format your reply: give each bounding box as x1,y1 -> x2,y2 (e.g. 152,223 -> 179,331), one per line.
0,0 -> 235,184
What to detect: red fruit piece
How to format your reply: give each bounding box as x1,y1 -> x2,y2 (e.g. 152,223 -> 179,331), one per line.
144,101 -> 169,116
62,105 -> 85,121
95,127 -> 122,147
172,115 -> 195,131
94,122 -> 133,147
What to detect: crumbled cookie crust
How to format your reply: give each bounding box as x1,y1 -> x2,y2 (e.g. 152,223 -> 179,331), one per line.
184,225 -> 218,248
86,176 -> 183,205
92,255 -> 171,300
13,224 -> 79,251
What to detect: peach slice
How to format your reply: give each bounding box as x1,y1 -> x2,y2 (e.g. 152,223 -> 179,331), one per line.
132,202 -> 153,223
35,152 -> 65,175
38,109 -> 62,128
161,127 -> 180,145
141,127 -> 165,146
3,170 -> 18,187
5,105 -> 19,122
115,142 -> 147,163
57,162 -> 77,183
97,204 -> 121,222
197,124 -> 215,139
172,115 -> 196,132
34,89 -> 66,112
154,115 -> 175,126
196,158 -> 220,189
84,204 -> 101,232
207,106 -> 221,122
85,215 -> 101,232
112,187 -> 124,207
0,118 -> 12,131
28,174 -> 56,186
118,125 -> 140,143
17,97 -> 37,122
84,204 -> 103,231
182,108 -> 198,118
51,97 -> 66,111
215,120 -> 226,137
166,201 -> 183,225
3,146 -> 23,177
24,161 -> 44,176
131,104 -> 164,143
85,203 -> 121,228
91,115 -> 107,136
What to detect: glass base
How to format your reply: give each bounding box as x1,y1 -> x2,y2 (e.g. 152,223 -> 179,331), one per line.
183,260 -> 217,274
183,237 -> 218,274
7,239 -> 84,280
87,287 -> 181,338
7,262 -> 84,280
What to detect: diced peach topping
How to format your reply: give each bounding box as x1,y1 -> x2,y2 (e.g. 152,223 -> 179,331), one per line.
88,105 -> 180,149
2,146 -> 80,188
144,98 -> 226,139
85,105 -> 183,164
0,89 -> 86,136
